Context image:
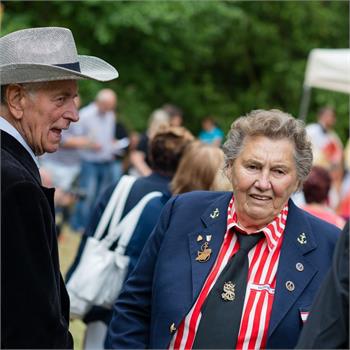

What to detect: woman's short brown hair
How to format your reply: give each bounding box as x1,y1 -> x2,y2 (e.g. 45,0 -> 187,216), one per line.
222,109 -> 313,189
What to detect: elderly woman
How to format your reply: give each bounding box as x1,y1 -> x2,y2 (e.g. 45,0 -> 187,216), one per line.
107,109 -> 341,349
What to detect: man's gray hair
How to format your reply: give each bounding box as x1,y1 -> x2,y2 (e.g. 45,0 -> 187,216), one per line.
222,109 -> 313,188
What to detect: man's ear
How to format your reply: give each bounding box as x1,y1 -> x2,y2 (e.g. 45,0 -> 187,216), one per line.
6,84 -> 27,120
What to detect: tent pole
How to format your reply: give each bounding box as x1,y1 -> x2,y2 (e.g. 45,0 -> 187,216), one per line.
298,85 -> 311,121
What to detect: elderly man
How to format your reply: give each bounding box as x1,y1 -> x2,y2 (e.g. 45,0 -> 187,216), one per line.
0,27 -> 117,348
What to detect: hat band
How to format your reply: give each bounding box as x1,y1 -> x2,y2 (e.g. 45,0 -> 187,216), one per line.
54,61 -> 81,72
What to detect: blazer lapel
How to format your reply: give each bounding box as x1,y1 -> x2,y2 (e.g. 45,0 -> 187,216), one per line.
268,200 -> 318,338
188,192 -> 232,299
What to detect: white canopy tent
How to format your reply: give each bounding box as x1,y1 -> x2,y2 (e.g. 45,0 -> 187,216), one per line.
298,48 -> 350,120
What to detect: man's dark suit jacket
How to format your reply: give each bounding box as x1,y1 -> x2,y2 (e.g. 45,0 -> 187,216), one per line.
1,131 -> 73,349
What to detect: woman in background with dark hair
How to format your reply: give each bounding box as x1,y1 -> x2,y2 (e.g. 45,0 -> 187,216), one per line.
302,166 -> 345,229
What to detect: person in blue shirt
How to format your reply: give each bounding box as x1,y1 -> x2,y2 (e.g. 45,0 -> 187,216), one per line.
199,116 -> 224,146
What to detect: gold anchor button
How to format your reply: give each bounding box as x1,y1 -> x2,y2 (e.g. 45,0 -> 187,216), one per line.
297,232 -> 307,245
210,208 -> 220,219
195,242 -> 212,262
170,323 -> 177,334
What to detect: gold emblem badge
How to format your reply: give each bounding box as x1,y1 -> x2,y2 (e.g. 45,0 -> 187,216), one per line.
297,232 -> 307,245
221,281 -> 236,301
196,242 -> 212,262
210,208 -> 220,219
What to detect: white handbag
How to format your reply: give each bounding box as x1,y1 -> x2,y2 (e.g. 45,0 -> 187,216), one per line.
66,175 -> 162,318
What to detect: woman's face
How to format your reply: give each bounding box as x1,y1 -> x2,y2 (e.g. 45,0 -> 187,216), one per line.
229,135 -> 299,231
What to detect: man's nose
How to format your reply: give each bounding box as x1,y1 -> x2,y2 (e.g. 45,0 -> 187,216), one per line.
64,100 -> 79,122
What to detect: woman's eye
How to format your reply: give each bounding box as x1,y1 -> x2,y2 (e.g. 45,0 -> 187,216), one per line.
247,164 -> 257,170
274,169 -> 285,175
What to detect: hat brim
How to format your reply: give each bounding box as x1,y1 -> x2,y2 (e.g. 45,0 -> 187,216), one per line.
0,55 -> 118,84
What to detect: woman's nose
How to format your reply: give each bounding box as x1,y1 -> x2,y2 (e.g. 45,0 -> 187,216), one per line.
255,172 -> 271,190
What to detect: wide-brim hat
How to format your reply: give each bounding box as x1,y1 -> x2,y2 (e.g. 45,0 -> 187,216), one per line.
0,27 -> 118,84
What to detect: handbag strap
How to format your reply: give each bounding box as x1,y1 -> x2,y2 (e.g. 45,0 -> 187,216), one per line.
103,191 -> 162,251
94,175 -> 136,240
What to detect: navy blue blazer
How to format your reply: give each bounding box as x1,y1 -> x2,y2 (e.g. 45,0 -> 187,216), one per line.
107,191 -> 341,349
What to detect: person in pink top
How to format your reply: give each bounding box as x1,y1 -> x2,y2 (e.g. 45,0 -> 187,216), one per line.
302,166 -> 345,229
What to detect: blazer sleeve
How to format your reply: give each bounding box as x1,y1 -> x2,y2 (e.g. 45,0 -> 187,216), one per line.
106,195 -> 177,349
1,181 -> 72,349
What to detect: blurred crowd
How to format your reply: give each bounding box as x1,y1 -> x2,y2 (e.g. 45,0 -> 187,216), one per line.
39,89 -> 229,236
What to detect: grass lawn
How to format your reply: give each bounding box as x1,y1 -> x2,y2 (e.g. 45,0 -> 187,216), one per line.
58,225 -> 86,350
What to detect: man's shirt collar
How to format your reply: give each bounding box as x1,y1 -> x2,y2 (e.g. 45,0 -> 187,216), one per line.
0,116 -> 40,168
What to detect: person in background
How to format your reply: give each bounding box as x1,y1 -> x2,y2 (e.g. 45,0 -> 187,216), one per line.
0,26 -> 117,349
301,166 -> 345,229
199,116 -> 224,146
66,126 -> 194,350
70,89 -> 126,232
163,103 -> 184,127
306,106 -> 343,169
106,109 -> 340,349
129,108 -> 170,177
306,106 -> 344,210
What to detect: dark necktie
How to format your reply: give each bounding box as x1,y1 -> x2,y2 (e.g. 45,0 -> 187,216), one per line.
192,231 -> 264,349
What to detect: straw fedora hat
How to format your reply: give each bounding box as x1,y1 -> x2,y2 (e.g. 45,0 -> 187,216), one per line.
0,27 -> 118,84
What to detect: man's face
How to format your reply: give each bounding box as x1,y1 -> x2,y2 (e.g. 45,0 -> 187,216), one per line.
21,80 -> 79,155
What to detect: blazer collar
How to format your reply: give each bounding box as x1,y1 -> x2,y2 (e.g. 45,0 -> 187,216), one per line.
1,130 -> 42,186
188,192 -> 233,299
267,199 -> 318,339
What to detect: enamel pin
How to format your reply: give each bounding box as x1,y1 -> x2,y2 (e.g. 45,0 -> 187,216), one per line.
210,208 -> 220,219
197,235 -> 203,242
297,232 -> 307,245
222,281 -> 236,301
196,242 -> 212,262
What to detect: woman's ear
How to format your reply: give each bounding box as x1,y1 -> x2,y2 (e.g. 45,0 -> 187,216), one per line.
6,84 -> 27,120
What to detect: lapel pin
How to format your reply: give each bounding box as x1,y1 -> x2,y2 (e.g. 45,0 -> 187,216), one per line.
197,235 -> 203,242
195,242 -> 212,262
297,232 -> 307,245
296,262 -> 304,272
285,280 -> 295,292
221,281 -> 236,301
206,235 -> 212,242
169,323 -> 177,334
210,208 -> 220,219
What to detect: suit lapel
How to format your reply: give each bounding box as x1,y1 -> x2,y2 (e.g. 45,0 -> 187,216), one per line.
188,193 -> 232,299
268,200 -> 318,338
1,130 -> 42,186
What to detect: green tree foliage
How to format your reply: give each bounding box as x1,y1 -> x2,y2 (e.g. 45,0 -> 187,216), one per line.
1,1 -> 348,141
